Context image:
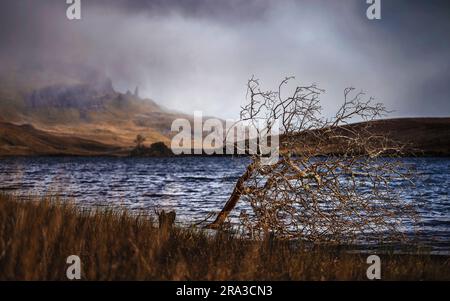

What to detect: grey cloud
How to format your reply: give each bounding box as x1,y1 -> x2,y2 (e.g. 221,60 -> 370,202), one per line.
0,0 -> 449,119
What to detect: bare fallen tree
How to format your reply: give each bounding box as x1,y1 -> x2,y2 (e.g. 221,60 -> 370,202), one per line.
207,76 -> 416,244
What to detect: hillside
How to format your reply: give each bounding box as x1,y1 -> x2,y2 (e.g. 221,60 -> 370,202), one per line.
0,122 -> 123,156
288,118 -> 450,157
0,67 -> 448,157
1,118 -> 449,157
352,118 -> 450,156
0,66 -> 190,147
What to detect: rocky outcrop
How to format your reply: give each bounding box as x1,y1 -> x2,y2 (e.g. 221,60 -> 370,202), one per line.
26,77 -> 115,111
130,142 -> 174,157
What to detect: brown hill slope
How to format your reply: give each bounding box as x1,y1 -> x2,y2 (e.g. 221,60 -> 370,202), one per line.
1,118 -> 449,157
355,118 -> 450,156
0,122 -> 123,156
289,118 -> 450,156
0,67 -> 189,147
0,66 -> 448,156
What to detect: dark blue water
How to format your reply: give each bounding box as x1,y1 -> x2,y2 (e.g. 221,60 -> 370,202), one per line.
0,157 -> 448,251
0,157 -> 250,221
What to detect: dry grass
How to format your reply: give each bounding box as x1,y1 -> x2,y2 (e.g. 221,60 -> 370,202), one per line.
0,193 -> 448,281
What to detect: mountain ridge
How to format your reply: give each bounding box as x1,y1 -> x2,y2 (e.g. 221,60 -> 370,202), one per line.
0,68 -> 190,147
1,118 -> 449,157
0,67 -> 449,157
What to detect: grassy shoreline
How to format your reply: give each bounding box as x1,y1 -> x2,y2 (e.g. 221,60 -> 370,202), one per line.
0,193 -> 448,281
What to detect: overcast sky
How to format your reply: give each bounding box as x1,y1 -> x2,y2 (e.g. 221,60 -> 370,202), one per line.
0,0 -> 449,119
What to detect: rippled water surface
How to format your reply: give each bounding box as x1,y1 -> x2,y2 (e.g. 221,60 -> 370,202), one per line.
0,156 -> 449,251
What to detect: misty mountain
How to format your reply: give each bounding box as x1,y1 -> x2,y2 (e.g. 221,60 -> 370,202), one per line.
1,64 -> 449,156
26,78 -> 115,110
0,66 -> 189,147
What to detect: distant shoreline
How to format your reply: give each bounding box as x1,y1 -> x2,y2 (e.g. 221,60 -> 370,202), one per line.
1,117 -> 449,157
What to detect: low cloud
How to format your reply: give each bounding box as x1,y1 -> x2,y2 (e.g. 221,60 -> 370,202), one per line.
1,0 -> 449,119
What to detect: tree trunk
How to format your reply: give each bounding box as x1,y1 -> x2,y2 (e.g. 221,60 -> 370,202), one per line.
206,160 -> 257,229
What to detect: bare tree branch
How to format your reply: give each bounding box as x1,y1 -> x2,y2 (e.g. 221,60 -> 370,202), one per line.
208,77 -> 417,244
